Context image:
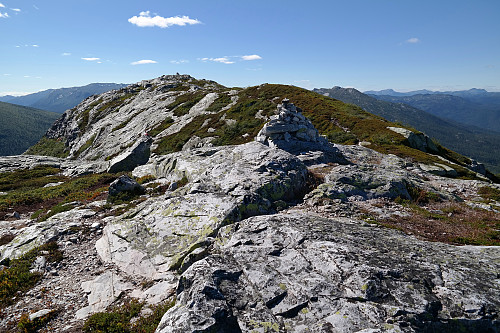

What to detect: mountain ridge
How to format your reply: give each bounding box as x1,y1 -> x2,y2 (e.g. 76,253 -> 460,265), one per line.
314,86 -> 500,174
0,74 -> 499,332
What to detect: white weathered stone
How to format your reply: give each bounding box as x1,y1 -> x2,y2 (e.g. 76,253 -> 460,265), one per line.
75,271 -> 133,319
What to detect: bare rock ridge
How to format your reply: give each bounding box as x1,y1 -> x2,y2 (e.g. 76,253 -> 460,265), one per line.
0,75 -> 499,332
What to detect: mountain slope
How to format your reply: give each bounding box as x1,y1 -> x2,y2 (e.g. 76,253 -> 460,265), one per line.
25,75 -> 495,181
0,101 -> 60,156
0,83 -> 128,113
314,86 -> 500,174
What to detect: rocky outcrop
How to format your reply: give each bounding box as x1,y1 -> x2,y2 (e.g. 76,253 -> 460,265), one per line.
96,142 -> 309,279
387,126 -> 439,154
157,213 -> 500,333
108,175 -> 144,198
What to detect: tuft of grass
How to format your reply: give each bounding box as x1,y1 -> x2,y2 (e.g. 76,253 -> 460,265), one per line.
83,299 -> 143,333
478,186 -> 500,202
0,242 -> 62,308
24,137 -> 69,158
83,298 -> 175,333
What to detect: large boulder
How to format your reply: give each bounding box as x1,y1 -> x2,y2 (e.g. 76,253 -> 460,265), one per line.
157,213 -> 500,333
107,136 -> 152,173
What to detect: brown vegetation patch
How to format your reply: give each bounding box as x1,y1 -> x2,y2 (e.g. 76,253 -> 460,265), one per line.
378,202 -> 500,245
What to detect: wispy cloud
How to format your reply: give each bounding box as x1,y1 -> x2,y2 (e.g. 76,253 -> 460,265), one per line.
200,54 -> 262,64
170,59 -> 189,64
62,52 -> 71,56
11,8 -> 20,12
32,44 -> 39,47
241,54 -> 262,61
199,57 -> 234,64
3,73 -> 11,76
82,57 -> 100,61
0,12 -> 8,18
131,59 -> 158,65
0,3 -> 4,8
128,11 -> 201,28
406,37 -> 420,44
33,5 -> 39,10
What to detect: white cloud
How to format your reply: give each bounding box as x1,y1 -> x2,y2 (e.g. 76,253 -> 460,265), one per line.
11,8 -> 20,12
24,75 -> 30,78
131,59 -> 158,65
213,57 -> 234,64
0,3 -> 4,8
170,59 -> 189,64
3,73 -> 11,76
82,57 -> 100,61
406,37 -> 420,44
32,44 -> 39,47
241,54 -> 262,61
62,52 -> 71,56
0,12 -> 8,18
128,11 -> 201,28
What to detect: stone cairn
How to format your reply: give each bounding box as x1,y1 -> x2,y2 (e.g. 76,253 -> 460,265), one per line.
255,98 -> 328,149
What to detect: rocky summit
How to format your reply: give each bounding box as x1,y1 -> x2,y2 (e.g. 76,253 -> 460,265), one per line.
0,75 -> 499,332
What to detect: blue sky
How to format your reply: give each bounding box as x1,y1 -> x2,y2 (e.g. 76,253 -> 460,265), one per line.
1,0 -> 499,95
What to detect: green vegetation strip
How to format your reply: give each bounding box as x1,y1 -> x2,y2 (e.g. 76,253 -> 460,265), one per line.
0,242 -> 62,308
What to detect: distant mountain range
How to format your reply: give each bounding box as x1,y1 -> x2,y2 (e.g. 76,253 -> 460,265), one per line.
364,88 -> 498,98
314,86 -> 500,174
364,88 -> 500,133
0,83 -> 128,113
0,101 -> 60,155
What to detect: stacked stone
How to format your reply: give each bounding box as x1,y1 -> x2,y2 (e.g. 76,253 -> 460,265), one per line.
255,98 -> 327,148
